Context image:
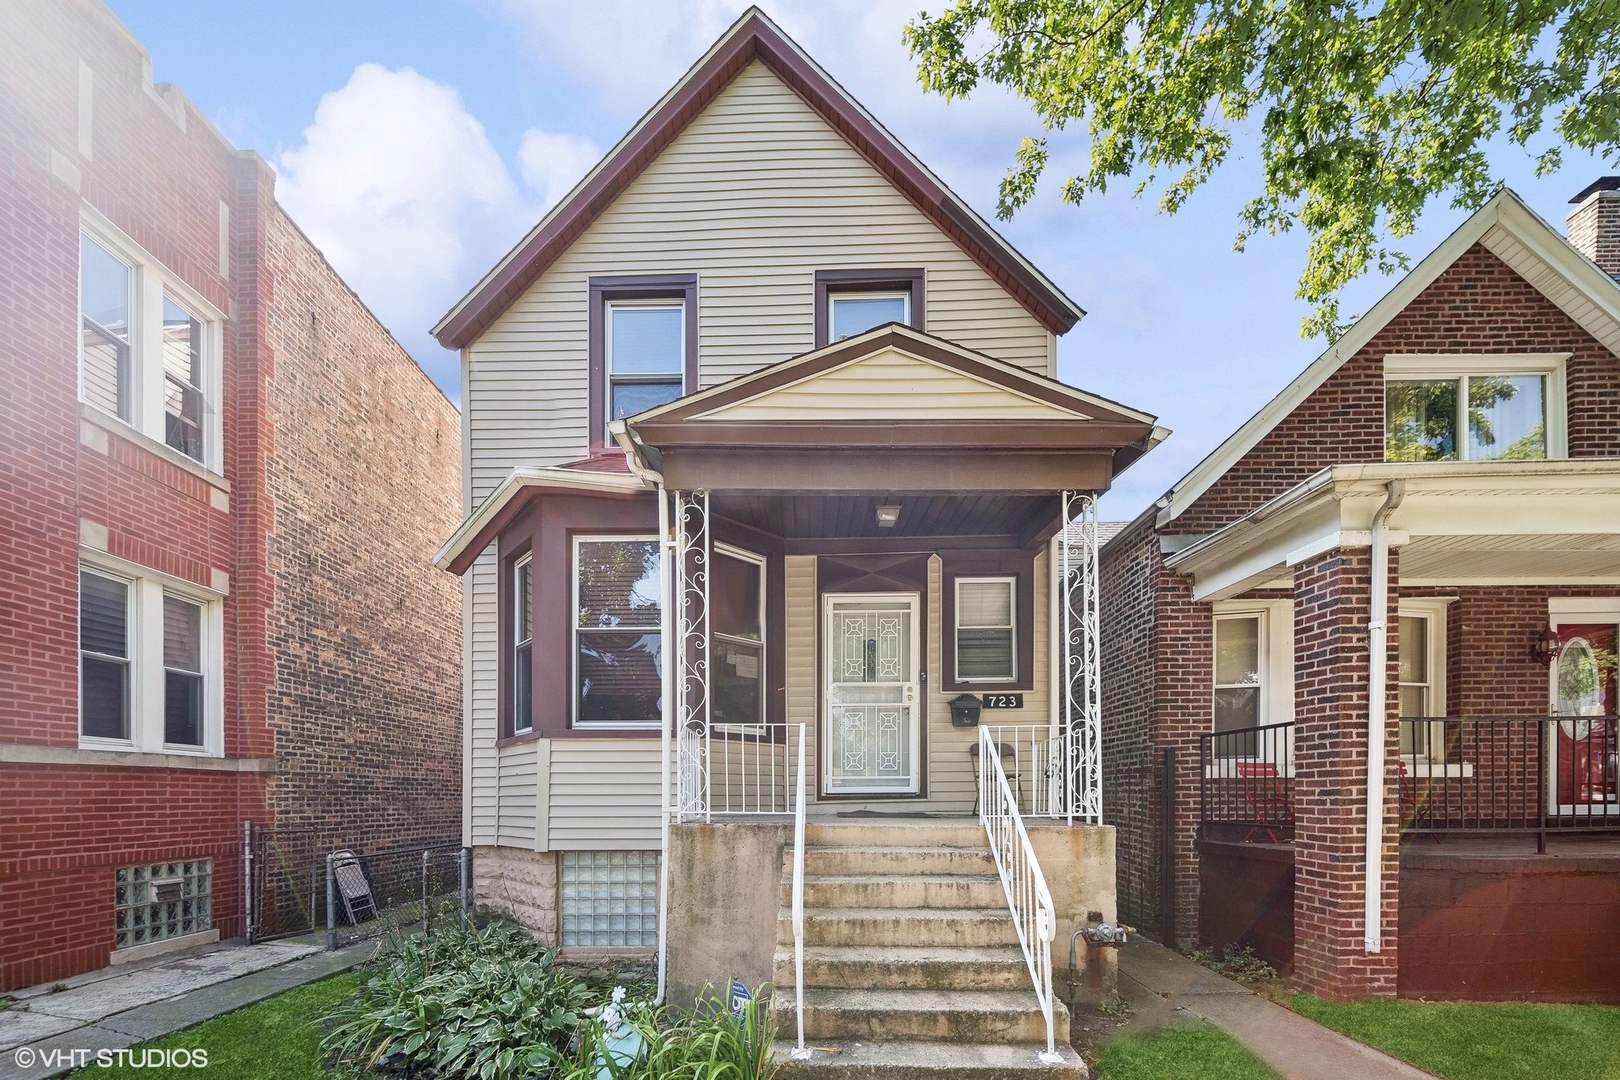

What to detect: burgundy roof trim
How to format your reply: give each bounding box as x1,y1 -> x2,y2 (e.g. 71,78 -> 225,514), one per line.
434,10 -> 1082,349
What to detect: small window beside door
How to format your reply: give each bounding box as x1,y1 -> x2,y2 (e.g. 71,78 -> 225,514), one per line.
713,545 -> 766,728
955,577 -> 1015,683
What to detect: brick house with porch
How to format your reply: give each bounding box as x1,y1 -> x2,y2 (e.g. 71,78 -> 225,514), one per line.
1102,181 -> 1620,1002
0,0 -> 462,990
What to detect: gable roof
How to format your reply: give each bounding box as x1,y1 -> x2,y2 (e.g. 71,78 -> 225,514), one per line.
1158,188 -> 1620,527
431,7 -> 1084,349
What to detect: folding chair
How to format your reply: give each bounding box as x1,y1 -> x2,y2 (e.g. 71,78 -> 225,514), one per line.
970,741 -> 1023,814
1235,761 -> 1285,843
331,849 -> 379,925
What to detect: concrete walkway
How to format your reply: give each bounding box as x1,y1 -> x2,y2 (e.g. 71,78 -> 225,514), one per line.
0,940 -> 374,1080
1114,939 -> 1438,1080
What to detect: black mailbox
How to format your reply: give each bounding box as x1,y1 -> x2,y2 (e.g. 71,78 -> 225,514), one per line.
949,693 -> 982,728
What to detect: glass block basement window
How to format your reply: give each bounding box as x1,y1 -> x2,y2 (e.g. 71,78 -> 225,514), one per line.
560,851 -> 659,947
115,860 -> 212,949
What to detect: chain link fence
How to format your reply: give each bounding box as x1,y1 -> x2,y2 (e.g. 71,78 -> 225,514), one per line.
244,823 -> 468,948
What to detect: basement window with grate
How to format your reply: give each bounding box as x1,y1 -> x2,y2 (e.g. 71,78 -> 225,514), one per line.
559,850 -> 659,947
115,860 -> 211,949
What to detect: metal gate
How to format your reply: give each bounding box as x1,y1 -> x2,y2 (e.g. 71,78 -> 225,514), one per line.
245,822 -> 322,943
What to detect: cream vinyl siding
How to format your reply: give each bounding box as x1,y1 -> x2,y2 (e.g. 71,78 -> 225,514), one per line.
497,741 -> 537,848
468,551 -> 499,845
548,740 -> 662,849
692,348 -> 1086,423
782,554 -> 1052,814
467,59 -> 1055,499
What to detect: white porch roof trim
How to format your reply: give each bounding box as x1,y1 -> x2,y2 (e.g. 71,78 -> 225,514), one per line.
1158,189 -> 1620,528
1165,460 -> 1620,601
433,466 -> 649,571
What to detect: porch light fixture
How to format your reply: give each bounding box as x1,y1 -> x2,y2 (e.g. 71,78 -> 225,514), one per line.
875,504 -> 901,528
1531,625 -> 1561,666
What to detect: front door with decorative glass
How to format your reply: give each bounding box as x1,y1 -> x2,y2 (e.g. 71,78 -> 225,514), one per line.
1553,623 -> 1618,814
823,593 -> 920,795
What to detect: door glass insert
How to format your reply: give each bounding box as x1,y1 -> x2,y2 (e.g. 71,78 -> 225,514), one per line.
1554,625 -> 1617,809
824,595 -> 918,794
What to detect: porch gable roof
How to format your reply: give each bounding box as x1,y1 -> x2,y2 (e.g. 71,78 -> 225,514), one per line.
611,324 -> 1166,494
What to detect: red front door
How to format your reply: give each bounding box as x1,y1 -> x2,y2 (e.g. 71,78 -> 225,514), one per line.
1555,624 -> 1618,808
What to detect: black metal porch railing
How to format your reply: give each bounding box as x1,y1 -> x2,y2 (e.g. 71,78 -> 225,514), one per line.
1399,716 -> 1619,851
1198,718 -> 1620,851
1198,722 -> 1295,843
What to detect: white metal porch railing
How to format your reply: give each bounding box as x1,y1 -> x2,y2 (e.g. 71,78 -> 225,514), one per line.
790,722 -> 809,1059
978,725 -> 1062,1063
983,724 -> 1066,818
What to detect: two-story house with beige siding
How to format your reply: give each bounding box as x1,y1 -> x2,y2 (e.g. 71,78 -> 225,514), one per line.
431,9 -> 1161,1075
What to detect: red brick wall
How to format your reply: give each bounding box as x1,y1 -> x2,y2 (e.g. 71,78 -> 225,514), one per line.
1290,548 -> 1401,998
0,0 -> 461,990
260,206 -> 463,852
1167,243 -> 1620,535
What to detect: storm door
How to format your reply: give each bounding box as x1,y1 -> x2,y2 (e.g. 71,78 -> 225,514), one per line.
823,593 -> 920,795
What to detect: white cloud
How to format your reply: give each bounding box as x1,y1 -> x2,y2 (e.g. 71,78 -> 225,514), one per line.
518,129 -> 602,210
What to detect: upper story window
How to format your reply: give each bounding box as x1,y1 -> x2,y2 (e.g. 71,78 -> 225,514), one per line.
574,537 -> 662,728
608,301 -> 684,432
80,560 -> 222,755
814,269 -> 924,349
589,275 -> 696,450
954,577 -> 1015,683
830,291 -> 909,342
80,215 -> 223,471
1384,354 -> 1568,463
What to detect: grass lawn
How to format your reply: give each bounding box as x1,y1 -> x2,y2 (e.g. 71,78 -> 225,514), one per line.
1093,1022 -> 1281,1080
82,972 -> 357,1080
1293,995 -> 1620,1080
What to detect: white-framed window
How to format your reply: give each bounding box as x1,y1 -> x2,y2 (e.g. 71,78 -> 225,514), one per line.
830,290 -> 909,342
573,536 -> 662,729
79,210 -> 224,471
512,553 -> 533,736
1397,598 -> 1451,759
1211,600 -> 1294,735
955,576 -> 1016,683
713,543 -> 766,729
606,299 -> 684,439
79,554 -> 224,755
1384,353 -> 1568,463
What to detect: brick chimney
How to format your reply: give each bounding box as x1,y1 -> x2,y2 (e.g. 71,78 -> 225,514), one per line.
1568,176 -> 1620,280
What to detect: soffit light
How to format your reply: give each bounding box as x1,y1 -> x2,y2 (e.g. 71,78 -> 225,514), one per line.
875,504 -> 901,528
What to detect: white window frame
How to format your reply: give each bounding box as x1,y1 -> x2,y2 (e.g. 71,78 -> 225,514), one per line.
1397,597 -> 1452,763
605,298 -> 685,442
712,542 -> 767,731
572,534 -> 663,730
80,208 -> 225,474
1210,600 -> 1294,730
512,552 -> 534,736
1384,353 -> 1569,462
954,575 -> 1016,684
828,289 -> 910,342
79,550 -> 225,757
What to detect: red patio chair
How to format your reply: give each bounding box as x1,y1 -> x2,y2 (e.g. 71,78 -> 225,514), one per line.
1235,761 -> 1285,843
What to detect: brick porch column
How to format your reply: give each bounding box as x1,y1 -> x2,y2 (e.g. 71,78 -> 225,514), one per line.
1291,547 -> 1401,998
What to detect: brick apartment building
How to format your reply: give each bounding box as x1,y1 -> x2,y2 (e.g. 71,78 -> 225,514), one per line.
1102,183 -> 1620,1002
0,0 -> 463,990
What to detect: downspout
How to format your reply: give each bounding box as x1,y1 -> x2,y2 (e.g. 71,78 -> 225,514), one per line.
1363,479 -> 1404,953
655,483 -> 673,1003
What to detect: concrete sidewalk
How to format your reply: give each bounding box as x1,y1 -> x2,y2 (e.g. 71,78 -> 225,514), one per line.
1114,939 -> 1438,1080
0,940 -> 374,1080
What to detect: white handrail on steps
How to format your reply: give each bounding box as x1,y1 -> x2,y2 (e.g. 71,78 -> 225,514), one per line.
979,724 -> 1063,1064
790,721 -> 810,1059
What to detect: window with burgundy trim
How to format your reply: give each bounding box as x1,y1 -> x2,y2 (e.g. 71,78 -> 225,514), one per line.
813,269 -> 924,349
588,275 -> 697,450
512,553 -> 533,736
574,536 -> 663,728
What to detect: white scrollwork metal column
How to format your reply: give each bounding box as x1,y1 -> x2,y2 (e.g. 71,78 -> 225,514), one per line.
673,490 -> 711,822
1060,490 -> 1103,825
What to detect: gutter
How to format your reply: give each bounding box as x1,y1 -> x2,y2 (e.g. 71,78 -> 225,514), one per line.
1364,479 -> 1404,953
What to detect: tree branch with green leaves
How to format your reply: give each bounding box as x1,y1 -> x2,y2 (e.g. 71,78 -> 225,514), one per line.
904,0 -> 1620,338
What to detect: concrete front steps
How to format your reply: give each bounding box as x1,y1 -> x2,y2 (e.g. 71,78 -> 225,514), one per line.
769,821 -> 1085,1079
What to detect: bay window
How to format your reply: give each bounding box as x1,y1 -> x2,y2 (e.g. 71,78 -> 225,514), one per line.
574,537 -> 663,728
512,554 -> 533,735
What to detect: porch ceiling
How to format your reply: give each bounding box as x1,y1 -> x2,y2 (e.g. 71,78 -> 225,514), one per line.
713,492 -> 1057,548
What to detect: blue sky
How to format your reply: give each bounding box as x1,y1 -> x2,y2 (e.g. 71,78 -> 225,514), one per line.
107,0 -> 1609,518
